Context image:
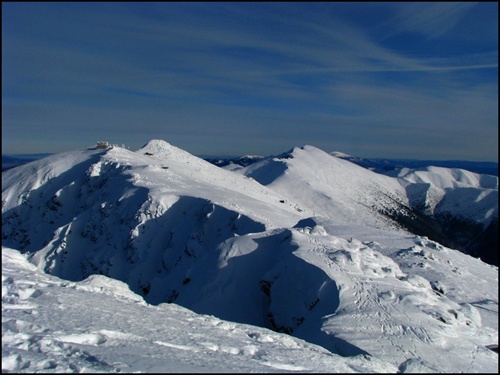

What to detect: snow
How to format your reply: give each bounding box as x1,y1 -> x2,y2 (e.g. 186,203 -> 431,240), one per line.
2,140 -> 498,372
236,145 -> 415,231
2,246 -> 396,373
390,166 -> 498,190
389,166 -> 498,223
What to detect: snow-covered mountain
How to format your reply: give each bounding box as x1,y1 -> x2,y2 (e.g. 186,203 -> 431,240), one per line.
2,140 -> 498,372
385,166 -> 498,265
387,165 -> 497,222
233,147 -> 498,266
330,151 -> 499,176
235,146 -> 426,231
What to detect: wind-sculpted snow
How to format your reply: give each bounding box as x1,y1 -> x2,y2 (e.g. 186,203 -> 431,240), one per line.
2,144 -> 273,304
3,247 -> 400,373
234,147 -> 498,265
2,140 -> 498,372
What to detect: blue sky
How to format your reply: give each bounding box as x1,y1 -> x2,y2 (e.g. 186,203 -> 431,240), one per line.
2,2 -> 498,161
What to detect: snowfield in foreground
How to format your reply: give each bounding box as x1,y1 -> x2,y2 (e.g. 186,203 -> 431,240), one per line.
2,247 -> 396,373
2,140 -> 498,372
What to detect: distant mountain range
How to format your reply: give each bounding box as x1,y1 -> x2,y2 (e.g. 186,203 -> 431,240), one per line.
2,140 -> 498,371
5,151 -> 498,176
329,151 -> 498,176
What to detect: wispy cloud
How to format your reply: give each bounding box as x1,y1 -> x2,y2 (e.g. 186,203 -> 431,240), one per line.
390,2 -> 477,39
2,2 -> 498,160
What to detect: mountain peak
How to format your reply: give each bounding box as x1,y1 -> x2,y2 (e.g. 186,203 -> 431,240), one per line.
136,139 -> 203,164
274,145 -> 319,160
139,139 -> 175,154
2,139 -> 498,372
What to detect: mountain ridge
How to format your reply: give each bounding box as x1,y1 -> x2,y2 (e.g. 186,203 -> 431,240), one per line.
4,148 -> 497,175
330,151 -> 499,176
2,139 -> 498,372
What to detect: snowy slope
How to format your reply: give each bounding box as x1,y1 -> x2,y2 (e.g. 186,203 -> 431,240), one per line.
2,246 -> 397,373
291,218 -> 498,372
2,139 -> 498,372
389,166 -> 498,224
2,141 -> 304,302
234,147 -> 498,264
384,166 -> 498,265
235,145 -> 413,231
